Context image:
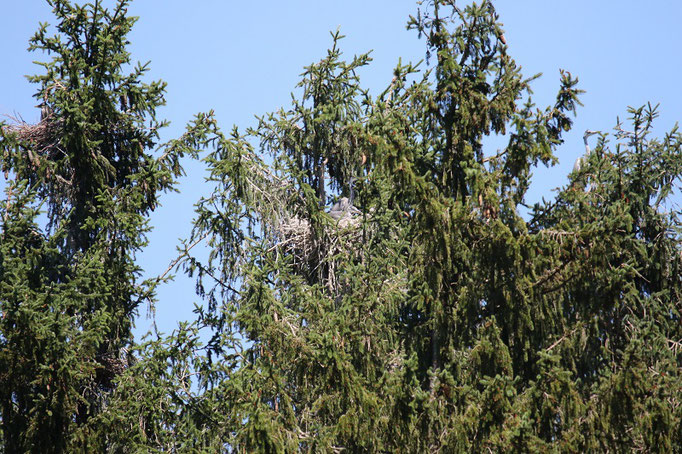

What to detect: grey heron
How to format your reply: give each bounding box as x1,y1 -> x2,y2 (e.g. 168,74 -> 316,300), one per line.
38,102 -> 51,122
573,130 -> 598,173
328,197 -> 360,221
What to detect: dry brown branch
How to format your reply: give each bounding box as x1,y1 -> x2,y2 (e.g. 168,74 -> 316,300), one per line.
667,338 -> 682,354
538,229 -> 578,245
545,325 -> 582,352
532,259 -> 571,289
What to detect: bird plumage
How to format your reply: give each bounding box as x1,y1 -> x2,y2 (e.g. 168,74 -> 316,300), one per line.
328,197 -> 360,220
39,103 -> 51,121
574,130 -> 598,173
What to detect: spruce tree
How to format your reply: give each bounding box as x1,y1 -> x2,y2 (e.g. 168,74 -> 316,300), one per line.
106,1 -> 681,451
0,1 -> 189,451
92,1 -> 682,452
3,0 -> 681,452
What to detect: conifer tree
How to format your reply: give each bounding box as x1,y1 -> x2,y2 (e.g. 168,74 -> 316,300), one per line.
0,1 -> 189,451
92,1 -> 682,452
104,1 -> 682,452
3,0 -> 682,452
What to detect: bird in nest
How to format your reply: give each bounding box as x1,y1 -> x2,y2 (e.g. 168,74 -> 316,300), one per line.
328,197 -> 360,221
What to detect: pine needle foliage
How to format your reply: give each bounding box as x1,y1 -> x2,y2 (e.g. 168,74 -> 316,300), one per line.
0,0 -> 194,451
2,0 -> 682,452
104,1 -> 681,452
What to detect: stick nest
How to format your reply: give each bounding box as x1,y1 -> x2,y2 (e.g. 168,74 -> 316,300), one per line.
275,212 -> 365,295
277,213 -> 362,261
6,115 -> 62,158
3,115 -> 72,187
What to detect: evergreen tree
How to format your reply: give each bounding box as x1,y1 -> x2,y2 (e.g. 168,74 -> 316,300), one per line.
0,0 -> 189,451
3,0 -> 682,452
106,1 -> 680,451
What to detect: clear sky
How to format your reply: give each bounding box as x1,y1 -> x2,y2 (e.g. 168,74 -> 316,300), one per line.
2,1 -> 681,340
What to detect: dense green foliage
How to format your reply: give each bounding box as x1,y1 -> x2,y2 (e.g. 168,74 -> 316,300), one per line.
0,0 -> 190,451
2,0 -> 682,452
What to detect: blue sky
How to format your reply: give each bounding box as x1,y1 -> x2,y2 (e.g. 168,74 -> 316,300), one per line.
2,1 -> 681,339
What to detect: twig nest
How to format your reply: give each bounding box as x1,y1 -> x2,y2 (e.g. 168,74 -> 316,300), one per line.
8,116 -> 61,159
276,211 -> 364,264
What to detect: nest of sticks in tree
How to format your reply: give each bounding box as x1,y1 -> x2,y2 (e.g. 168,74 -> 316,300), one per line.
6,115 -> 60,157
275,207 -> 409,305
3,115 -> 72,187
277,213 -> 362,262
276,212 -> 364,294
95,348 -> 134,390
